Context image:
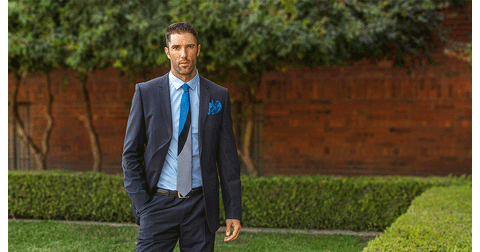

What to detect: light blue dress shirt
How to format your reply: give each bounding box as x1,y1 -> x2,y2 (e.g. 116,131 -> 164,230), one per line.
157,71 -> 202,190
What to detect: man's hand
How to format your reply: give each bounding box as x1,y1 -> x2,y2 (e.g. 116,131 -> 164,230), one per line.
224,219 -> 241,242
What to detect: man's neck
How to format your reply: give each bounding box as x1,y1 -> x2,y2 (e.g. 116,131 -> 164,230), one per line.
171,69 -> 197,83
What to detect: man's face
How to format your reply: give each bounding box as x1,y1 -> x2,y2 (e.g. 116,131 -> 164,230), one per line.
165,32 -> 201,81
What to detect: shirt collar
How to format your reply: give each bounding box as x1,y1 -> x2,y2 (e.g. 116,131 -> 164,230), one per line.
169,70 -> 199,91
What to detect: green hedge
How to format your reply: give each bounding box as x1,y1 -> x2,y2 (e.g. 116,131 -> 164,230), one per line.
363,184 -> 472,251
9,171 -> 470,231
235,175 -> 470,231
8,171 -> 132,223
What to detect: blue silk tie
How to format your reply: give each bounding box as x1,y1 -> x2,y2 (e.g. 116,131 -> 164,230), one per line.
177,84 -> 192,197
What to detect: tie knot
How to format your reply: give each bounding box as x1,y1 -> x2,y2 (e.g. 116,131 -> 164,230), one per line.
182,84 -> 189,92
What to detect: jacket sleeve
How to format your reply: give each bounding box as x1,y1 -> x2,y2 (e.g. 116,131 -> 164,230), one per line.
217,89 -> 242,220
122,84 -> 150,210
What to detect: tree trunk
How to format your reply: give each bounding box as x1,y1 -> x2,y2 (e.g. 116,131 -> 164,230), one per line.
79,74 -> 102,172
237,102 -> 259,176
9,72 -> 47,170
40,72 -> 55,169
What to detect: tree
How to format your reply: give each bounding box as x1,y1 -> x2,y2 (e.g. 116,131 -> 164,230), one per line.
165,0 -> 467,176
8,0 -> 65,170
59,1 -> 172,172
59,0 -> 119,172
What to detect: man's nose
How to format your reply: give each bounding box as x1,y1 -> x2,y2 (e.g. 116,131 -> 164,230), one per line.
180,48 -> 187,58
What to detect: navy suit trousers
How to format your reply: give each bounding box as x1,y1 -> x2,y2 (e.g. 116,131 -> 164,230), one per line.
136,192 -> 215,252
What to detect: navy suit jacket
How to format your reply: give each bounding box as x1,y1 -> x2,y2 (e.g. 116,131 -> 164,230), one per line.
122,73 -> 242,233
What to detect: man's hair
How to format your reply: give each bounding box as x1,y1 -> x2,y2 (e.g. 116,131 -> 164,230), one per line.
165,22 -> 198,46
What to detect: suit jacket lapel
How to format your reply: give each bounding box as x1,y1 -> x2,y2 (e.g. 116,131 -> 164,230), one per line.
158,75 -> 173,137
198,76 -> 210,158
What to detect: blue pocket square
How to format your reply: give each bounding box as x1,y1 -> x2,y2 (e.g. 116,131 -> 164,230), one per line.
208,100 -> 222,115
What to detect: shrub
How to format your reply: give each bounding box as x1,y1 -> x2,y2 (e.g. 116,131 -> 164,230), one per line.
9,171 -> 470,231
363,184 -> 472,251
229,175 -> 470,231
8,170 -> 132,223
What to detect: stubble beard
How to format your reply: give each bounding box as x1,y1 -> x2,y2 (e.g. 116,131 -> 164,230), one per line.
173,60 -> 196,77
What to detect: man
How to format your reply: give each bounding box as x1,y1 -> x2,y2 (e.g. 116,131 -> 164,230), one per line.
122,22 -> 242,251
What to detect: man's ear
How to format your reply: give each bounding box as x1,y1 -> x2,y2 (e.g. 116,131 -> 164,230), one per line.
165,47 -> 170,59
197,44 -> 201,57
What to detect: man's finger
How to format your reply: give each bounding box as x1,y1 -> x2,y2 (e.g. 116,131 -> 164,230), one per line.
225,221 -> 232,236
229,224 -> 241,240
224,229 -> 237,242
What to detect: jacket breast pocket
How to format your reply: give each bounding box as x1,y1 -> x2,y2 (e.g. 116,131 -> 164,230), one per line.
205,112 -> 222,130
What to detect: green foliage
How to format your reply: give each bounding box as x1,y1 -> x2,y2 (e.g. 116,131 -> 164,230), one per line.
166,0 -> 465,88
363,185 -> 472,251
8,0 -> 466,82
8,0 -> 66,75
59,0 -> 170,76
221,175 -> 470,231
8,171 -> 132,223
9,171 -> 470,231
8,0 -> 169,78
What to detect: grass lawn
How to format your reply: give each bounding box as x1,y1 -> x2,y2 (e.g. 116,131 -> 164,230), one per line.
9,220 -> 372,252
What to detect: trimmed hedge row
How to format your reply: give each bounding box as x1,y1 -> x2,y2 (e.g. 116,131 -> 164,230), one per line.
235,175 -> 470,231
9,171 -> 470,231
8,171 -> 132,223
363,184 -> 472,251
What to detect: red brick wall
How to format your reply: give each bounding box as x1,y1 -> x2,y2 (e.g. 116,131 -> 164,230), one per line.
9,67 -> 170,174
10,55 -> 471,176
258,57 -> 471,176
9,4 -> 471,176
